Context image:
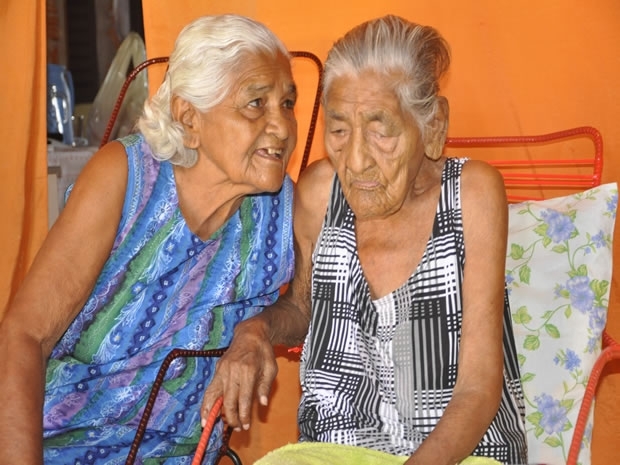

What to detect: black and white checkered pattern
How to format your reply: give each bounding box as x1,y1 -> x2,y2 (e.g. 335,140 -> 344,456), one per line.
298,158 -> 527,464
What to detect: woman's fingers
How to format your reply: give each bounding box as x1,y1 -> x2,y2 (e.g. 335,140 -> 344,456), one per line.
201,339 -> 278,430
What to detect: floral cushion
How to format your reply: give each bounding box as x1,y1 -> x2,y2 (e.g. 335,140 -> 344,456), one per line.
505,182 -> 618,465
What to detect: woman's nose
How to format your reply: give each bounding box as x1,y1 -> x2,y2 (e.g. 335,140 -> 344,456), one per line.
265,108 -> 292,141
345,130 -> 373,172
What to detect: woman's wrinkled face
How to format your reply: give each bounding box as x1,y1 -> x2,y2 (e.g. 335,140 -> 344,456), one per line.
324,70 -> 427,220
197,51 -> 297,193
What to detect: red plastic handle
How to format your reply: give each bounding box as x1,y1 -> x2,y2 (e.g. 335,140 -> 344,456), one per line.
191,396 -> 224,465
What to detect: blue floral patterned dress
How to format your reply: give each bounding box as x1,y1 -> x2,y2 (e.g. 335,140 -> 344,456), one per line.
43,134 -> 295,464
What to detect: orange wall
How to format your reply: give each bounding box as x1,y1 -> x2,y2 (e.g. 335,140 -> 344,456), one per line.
142,1 -> 620,463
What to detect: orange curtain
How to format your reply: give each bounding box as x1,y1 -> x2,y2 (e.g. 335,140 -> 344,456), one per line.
0,0 -> 48,317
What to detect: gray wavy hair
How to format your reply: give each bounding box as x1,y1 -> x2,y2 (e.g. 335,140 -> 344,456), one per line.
322,15 -> 450,139
137,14 -> 290,167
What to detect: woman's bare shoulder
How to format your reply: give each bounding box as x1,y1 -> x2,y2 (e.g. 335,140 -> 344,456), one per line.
459,158 -> 508,244
73,141 -> 128,189
294,158 -> 335,242
297,158 -> 334,187
460,158 -> 507,204
296,158 -> 334,208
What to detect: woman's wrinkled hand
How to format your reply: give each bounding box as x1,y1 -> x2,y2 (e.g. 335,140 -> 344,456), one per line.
201,318 -> 278,431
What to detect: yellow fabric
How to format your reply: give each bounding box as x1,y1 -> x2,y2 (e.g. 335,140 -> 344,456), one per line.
0,1 -> 48,318
253,442 -> 501,465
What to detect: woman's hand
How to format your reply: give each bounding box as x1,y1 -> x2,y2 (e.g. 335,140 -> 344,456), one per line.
201,316 -> 278,431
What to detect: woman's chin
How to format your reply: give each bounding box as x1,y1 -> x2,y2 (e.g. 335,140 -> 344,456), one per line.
249,174 -> 286,194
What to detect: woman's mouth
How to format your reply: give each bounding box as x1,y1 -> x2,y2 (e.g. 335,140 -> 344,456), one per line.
257,147 -> 284,160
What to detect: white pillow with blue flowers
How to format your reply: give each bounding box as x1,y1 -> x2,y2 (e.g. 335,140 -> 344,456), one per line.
505,182 -> 618,465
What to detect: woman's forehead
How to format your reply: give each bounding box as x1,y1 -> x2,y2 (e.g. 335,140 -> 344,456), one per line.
325,74 -> 402,115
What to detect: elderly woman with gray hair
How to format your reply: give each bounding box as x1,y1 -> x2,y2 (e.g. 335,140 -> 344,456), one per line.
0,14 -> 297,464
204,15 -> 527,465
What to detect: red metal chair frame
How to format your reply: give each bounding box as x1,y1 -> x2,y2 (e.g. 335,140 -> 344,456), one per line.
446,126 -> 603,201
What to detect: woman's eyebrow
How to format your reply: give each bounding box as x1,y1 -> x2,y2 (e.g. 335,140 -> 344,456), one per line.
364,109 -> 390,123
325,109 -> 347,121
245,83 -> 273,94
286,83 -> 298,98
243,82 -> 297,98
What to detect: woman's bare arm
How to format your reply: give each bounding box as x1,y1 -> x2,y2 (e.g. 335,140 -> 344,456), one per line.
0,142 -> 128,464
406,160 -> 509,465
201,158 -> 334,431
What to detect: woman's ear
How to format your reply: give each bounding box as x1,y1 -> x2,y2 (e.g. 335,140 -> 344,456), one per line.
171,96 -> 200,149
424,96 -> 449,161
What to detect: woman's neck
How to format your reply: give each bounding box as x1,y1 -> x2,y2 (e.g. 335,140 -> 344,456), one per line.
173,163 -> 246,241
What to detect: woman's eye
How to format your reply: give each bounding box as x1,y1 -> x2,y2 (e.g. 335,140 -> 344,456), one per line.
248,98 -> 263,108
369,126 -> 387,138
283,98 -> 296,110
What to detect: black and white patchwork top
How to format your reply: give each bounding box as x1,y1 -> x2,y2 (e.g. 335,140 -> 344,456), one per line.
298,157 -> 528,464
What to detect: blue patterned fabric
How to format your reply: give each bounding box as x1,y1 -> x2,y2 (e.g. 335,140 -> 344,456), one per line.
43,133 -> 295,464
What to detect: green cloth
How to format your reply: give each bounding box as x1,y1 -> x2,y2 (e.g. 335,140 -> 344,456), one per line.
253,442 -> 502,464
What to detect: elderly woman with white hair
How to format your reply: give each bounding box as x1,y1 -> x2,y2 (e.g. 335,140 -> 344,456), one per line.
0,14 -> 297,464
204,15 -> 527,465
